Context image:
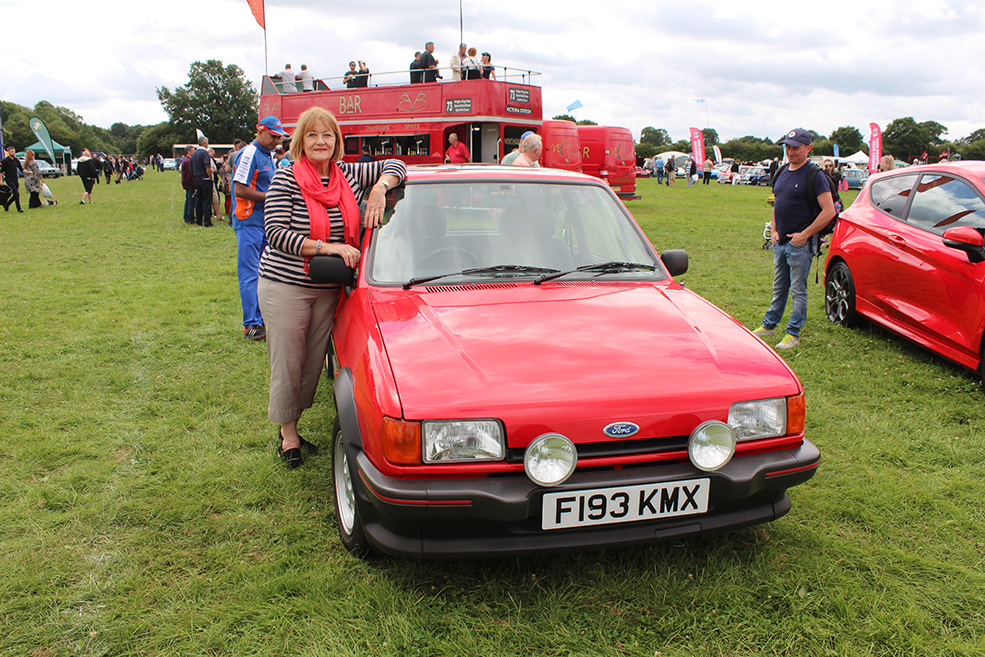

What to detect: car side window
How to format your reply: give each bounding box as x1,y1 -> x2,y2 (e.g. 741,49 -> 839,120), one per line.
905,174 -> 985,235
869,173 -> 918,217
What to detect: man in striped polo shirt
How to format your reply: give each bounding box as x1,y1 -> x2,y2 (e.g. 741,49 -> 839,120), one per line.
232,116 -> 289,340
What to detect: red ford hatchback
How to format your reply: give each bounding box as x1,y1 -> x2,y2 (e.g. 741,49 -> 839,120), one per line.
824,161 -> 985,382
320,165 -> 819,558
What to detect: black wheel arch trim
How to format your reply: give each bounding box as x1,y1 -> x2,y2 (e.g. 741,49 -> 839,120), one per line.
333,367 -> 363,450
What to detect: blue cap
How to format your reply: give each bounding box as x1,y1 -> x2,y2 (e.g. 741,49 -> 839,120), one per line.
257,116 -> 289,138
520,130 -> 535,140
780,128 -> 812,146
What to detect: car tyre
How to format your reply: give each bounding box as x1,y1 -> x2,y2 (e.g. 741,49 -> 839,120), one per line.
825,261 -> 860,328
332,418 -> 370,556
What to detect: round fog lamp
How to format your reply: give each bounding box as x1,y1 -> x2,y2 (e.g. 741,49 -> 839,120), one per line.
524,433 -> 577,487
688,421 -> 736,472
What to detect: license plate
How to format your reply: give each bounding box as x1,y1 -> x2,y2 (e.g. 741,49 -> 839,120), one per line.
541,478 -> 710,530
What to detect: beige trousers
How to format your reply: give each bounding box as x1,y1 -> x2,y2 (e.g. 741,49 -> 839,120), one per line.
258,277 -> 340,424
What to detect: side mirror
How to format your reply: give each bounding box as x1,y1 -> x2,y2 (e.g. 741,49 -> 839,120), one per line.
308,255 -> 355,285
660,249 -> 689,277
942,227 -> 985,263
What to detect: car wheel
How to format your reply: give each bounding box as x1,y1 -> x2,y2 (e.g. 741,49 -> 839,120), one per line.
825,261 -> 860,328
332,418 -> 370,556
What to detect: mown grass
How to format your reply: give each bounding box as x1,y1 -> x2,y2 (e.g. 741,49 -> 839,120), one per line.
1,173 -> 983,657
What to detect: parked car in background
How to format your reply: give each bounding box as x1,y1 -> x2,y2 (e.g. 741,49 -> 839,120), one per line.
824,161 -> 985,386
322,165 -> 820,559
841,167 -> 867,189
162,158 -> 177,170
635,167 -> 651,178
36,161 -> 62,178
739,166 -> 771,186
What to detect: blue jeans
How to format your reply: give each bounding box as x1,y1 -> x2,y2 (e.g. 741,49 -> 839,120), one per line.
236,224 -> 267,328
762,241 -> 812,338
183,187 -> 195,223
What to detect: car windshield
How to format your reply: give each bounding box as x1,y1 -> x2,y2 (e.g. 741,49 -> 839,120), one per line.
368,181 -> 662,285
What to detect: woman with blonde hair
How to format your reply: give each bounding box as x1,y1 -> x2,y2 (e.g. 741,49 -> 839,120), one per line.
258,107 -> 406,468
23,150 -> 43,209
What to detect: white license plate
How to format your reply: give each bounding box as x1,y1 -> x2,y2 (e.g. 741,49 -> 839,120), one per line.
541,478 -> 710,530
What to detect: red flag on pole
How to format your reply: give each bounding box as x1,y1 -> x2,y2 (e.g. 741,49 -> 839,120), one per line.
689,127 -> 706,169
247,0 -> 265,29
868,123 -> 882,174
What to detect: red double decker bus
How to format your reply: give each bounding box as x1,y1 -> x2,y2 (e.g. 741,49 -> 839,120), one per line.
258,68 -> 633,196
260,69 -> 543,166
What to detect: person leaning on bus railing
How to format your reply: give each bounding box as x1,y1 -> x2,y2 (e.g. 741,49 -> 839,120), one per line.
420,41 -> 441,82
273,63 -> 297,93
481,52 -> 497,80
257,106 -> 406,469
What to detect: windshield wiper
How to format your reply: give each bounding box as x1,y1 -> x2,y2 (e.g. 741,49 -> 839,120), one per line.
403,264 -> 559,289
534,261 -> 658,285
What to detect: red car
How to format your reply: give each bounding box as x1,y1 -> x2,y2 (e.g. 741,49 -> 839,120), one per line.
824,161 -> 985,382
320,165 -> 819,558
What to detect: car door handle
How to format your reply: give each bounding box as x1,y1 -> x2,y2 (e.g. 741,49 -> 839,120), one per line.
888,234 -> 906,249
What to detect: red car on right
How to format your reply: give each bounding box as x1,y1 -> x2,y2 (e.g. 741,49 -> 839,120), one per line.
824,161 -> 985,384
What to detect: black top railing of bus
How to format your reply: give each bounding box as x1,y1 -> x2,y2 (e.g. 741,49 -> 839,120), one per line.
263,66 -> 542,95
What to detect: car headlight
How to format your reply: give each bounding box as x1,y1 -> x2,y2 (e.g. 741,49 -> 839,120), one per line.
688,421 -> 736,472
728,398 -> 787,441
423,420 -> 504,463
524,433 -> 577,487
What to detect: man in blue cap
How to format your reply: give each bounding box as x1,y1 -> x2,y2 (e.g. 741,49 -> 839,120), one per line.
752,127 -> 835,350
501,131 -> 535,165
232,115 -> 289,340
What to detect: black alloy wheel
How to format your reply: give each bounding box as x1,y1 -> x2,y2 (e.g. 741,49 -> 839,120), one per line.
825,261 -> 860,328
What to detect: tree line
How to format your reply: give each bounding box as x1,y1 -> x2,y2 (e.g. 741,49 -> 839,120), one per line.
625,119 -> 985,164
1,60 -> 258,159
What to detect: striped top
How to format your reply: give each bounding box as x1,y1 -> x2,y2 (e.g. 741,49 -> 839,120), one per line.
258,159 -> 407,288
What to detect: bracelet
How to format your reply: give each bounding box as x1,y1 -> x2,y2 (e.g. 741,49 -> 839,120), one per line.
377,179 -> 390,190
315,239 -> 323,254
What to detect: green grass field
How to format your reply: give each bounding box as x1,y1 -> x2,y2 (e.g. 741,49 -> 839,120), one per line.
2,172 -> 984,657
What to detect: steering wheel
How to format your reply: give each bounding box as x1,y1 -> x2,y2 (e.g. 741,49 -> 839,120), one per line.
414,246 -> 479,270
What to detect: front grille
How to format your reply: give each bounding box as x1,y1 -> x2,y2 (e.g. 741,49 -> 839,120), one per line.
504,436 -> 689,465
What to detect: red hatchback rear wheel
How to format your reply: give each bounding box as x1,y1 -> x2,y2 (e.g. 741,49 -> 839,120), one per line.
825,261 -> 861,328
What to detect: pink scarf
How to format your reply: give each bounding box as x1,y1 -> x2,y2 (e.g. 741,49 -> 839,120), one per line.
292,155 -> 360,251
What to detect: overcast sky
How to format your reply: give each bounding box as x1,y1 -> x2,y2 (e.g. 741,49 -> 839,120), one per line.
2,0 -> 983,145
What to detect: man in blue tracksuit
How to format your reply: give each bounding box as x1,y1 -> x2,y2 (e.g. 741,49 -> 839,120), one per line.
232,116 -> 289,340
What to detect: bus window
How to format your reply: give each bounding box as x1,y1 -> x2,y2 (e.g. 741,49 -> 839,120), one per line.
394,135 -> 430,157
344,136 -> 360,156
364,136 -> 393,157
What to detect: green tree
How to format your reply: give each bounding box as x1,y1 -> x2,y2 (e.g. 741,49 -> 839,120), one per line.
829,126 -> 864,154
552,114 -> 577,123
919,121 -> 948,145
639,127 -> 671,147
701,128 -> 719,147
157,60 -> 258,145
136,122 -> 187,156
959,139 -> 985,160
961,128 -> 985,144
883,117 -> 929,162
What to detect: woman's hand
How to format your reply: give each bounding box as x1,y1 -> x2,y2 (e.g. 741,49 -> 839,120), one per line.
364,183 -> 387,228
326,242 -> 361,268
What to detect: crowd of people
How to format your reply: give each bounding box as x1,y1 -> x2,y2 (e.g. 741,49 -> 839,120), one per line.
270,42 -> 499,92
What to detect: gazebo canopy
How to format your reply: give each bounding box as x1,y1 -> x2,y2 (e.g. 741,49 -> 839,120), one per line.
17,140 -> 72,159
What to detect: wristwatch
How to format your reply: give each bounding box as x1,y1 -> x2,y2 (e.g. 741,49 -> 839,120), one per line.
378,179 -> 390,190
315,239 -> 323,254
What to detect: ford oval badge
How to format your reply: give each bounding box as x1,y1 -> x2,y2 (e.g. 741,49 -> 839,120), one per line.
603,422 -> 640,438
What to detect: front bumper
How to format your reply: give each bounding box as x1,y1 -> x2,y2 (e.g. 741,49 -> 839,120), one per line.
348,440 -> 820,559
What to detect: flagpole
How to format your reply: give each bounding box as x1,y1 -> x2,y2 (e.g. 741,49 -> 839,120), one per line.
460,0 -> 464,46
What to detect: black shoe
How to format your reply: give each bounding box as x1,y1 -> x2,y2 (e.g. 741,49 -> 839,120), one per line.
280,429 -> 318,455
244,325 -> 266,341
298,435 -> 319,455
277,445 -> 304,469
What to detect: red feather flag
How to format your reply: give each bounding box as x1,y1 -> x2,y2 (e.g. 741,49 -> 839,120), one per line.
247,0 -> 265,29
